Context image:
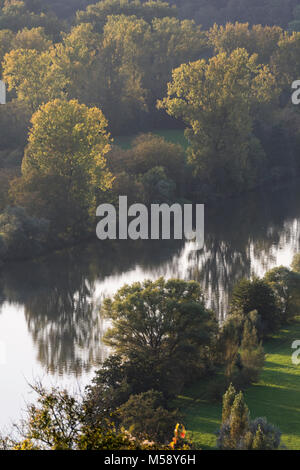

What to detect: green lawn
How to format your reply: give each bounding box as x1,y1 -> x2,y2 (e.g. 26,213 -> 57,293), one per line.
178,318 -> 300,450
113,129 -> 187,150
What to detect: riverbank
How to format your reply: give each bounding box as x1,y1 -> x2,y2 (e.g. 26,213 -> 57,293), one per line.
178,317 -> 300,450
1,128 -> 300,266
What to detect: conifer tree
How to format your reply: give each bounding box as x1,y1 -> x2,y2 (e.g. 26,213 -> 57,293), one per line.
252,425 -> 265,450
221,383 -> 236,424
240,319 -> 265,383
229,392 -> 250,448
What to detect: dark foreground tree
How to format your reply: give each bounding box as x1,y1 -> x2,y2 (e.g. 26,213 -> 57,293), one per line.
103,278 -> 217,396
230,277 -> 281,336
0,383 -> 190,450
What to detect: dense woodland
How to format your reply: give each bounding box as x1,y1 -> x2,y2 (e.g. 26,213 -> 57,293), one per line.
1,1 -> 300,259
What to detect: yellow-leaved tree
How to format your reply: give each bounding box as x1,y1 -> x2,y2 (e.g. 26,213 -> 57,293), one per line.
158,48 -> 278,197
12,99 -> 113,239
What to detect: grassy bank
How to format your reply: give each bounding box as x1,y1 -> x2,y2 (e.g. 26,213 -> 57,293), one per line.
114,129 -> 188,150
178,317 -> 300,450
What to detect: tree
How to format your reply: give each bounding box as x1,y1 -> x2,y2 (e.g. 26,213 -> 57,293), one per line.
0,0 -> 63,39
218,385 -> 281,450
271,32 -> 300,90
148,16 -> 207,103
98,14 -> 151,132
218,312 -> 243,379
229,391 -> 250,448
108,133 -> 186,204
218,385 -> 250,449
0,29 -> 14,75
288,5 -> 300,32
2,48 -> 67,110
75,0 -> 177,33
240,319 -> 264,384
16,383 -> 84,450
1,382 -> 140,450
207,22 -> 282,64
158,48 -> 277,196
103,278 -> 217,395
291,253 -> 300,273
230,278 -> 281,336
264,266 -> 300,322
49,23 -> 102,105
0,101 -> 31,151
12,26 -> 52,51
221,383 -> 236,425
13,99 -> 113,238
0,206 -> 49,260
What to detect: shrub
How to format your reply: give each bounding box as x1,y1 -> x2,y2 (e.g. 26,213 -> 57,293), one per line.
264,266 -> 300,323
108,133 -> 186,204
0,206 -> 49,260
117,390 -> 180,444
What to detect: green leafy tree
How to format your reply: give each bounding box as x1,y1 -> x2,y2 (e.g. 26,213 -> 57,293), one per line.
16,383 -> 84,450
264,266 -> 300,322
230,278 -> 281,336
148,16 -> 207,103
2,382 -> 140,450
0,206 -> 49,260
117,390 -> 179,444
103,278 -> 217,395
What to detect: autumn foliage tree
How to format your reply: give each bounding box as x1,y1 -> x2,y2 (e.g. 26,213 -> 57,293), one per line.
12,99 -> 113,239
158,48 -> 278,196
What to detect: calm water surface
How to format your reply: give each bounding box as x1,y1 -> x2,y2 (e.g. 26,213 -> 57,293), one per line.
1,183 -> 300,428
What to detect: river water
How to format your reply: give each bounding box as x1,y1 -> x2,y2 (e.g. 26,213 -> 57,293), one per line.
0,182 -> 300,429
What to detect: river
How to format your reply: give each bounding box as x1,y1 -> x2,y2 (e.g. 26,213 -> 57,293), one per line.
0,182 -> 300,429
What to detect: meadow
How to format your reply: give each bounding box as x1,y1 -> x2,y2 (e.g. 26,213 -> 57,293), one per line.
114,129 -> 187,150
178,317 -> 300,450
